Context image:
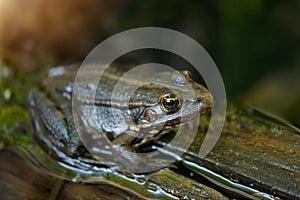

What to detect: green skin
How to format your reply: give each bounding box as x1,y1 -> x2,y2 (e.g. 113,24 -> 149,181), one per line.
27,65 -> 212,172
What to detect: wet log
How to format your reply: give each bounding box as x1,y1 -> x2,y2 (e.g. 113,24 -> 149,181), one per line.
0,148 -> 227,200
0,148 -> 143,200
179,105 -> 300,200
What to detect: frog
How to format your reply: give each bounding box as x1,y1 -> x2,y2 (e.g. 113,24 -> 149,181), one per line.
27,64 -> 212,173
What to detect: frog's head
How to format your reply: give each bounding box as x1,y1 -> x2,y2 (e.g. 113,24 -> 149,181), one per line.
129,70 -> 212,133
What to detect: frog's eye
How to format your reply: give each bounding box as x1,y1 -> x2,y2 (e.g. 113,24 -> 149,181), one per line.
159,93 -> 181,112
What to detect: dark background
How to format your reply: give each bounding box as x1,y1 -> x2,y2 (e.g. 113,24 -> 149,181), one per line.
117,0 -> 300,97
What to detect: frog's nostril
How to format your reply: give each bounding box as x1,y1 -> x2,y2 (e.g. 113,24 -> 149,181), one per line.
197,98 -> 206,105
199,100 -> 205,110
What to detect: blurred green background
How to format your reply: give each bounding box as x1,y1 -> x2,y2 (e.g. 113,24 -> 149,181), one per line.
1,0 -> 300,126
117,0 -> 300,96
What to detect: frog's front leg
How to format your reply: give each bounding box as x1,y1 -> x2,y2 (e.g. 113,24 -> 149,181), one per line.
110,132 -> 142,171
111,132 -> 174,173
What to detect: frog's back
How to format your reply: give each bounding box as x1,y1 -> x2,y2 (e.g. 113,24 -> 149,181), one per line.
44,64 -> 163,104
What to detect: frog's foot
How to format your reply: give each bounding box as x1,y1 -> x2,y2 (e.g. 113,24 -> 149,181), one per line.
111,142 -> 176,173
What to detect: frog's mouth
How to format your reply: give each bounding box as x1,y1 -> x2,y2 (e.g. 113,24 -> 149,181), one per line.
165,98 -> 211,126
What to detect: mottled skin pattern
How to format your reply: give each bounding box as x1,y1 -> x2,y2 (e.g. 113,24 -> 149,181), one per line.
28,65 -> 212,171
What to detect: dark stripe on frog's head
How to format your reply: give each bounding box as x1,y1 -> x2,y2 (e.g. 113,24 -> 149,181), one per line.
74,69 -> 212,115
